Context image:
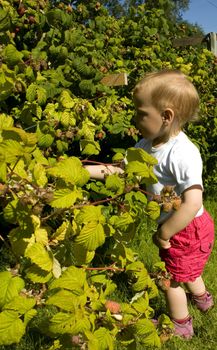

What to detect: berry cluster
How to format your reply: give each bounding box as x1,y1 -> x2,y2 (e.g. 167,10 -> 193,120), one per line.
153,185 -> 182,213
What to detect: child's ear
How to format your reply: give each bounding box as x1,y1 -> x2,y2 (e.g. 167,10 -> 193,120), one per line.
161,108 -> 174,125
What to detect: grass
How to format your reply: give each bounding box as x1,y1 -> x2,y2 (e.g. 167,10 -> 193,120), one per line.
133,197 -> 217,350
0,197 -> 216,350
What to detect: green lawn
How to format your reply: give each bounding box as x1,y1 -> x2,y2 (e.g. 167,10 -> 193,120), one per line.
135,197 -> 217,350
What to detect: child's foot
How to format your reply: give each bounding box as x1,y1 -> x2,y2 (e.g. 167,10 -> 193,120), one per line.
191,291 -> 214,312
172,317 -> 194,339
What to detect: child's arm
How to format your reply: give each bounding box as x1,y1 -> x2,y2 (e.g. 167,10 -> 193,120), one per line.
156,185 -> 202,245
85,165 -> 124,180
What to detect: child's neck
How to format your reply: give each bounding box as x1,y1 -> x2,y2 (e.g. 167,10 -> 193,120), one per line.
152,130 -> 180,147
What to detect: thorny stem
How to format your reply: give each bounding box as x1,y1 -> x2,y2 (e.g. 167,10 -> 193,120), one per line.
82,266 -> 125,272
41,193 -> 122,222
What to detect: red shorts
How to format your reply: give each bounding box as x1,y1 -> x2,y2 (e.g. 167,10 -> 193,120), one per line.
159,210 -> 214,282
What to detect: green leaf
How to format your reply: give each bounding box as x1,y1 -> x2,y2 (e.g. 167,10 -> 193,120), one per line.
9,227 -> 35,257
0,9 -> 11,31
25,265 -> 52,283
3,295 -> 36,315
94,327 -> 114,350
80,140 -> 101,155
52,221 -> 72,242
109,213 -> 134,230
127,147 -> 158,165
60,90 -> 75,108
105,174 -> 125,195
0,114 -> 14,129
0,140 -> 24,163
49,311 -> 91,335
3,44 -> 23,66
37,133 -> 54,148
134,319 -> 161,347
131,294 -> 149,313
25,243 -> 53,272
0,272 -> 25,309
33,163 -> 48,187
49,266 -> 86,295
24,309 -> 37,327
0,310 -> 25,346
125,161 -> 149,178
47,157 -> 90,186
50,188 -> 83,208
75,206 -> 105,225
125,191 -> 147,205
46,289 -> 86,312
75,222 -> 105,251
146,201 -> 160,220
0,162 -> 6,182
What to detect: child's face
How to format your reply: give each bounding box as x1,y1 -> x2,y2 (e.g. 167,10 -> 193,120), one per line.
134,93 -> 165,142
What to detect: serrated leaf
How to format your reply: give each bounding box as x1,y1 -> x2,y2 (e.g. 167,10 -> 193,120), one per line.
125,191 -> 147,205
46,289 -> 86,311
0,272 -> 25,308
49,311 -> 90,335
26,83 -> 37,102
0,114 -> 14,129
109,213 -> 134,230
49,266 -> 86,295
126,161 -> 149,178
33,163 -> 48,187
0,310 -> 25,346
75,205 -> 105,225
26,265 -> 52,283
146,201 -> 160,220
3,295 -> 36,315
52,221 -> 72,241
75,222 -> 105,251
0,140 -> 24,163
3,44 -> 23,66
127,147 -> 157,165
60,90 -> 75,108
105,174 -> 125,195
0,162 -> 6,182
38,133 -> 54,148
134,319 -> 161,347
131,294 -> 149,313
94,327 -> 114,350
24,309 -> 37,327
37,86 -> 47,105
80,140 -> 100,155
9,227 -> 35,257
25,243 -> 53,272
35,228 -> 48,246
50,188 -> 83,208
52,257 -> 62,279
70,242 -> 95,265
47,157 -> 90,186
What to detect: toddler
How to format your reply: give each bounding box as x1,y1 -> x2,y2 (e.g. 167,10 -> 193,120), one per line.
85,70 -> 215,339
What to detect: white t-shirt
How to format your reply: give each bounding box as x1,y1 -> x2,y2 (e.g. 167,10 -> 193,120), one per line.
135,131 -> 204,221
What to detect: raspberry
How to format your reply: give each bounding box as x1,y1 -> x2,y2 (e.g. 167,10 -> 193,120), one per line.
162,202 -> 173,212
105,300 -> 121,314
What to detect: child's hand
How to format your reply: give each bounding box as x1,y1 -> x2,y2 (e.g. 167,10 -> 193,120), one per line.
152,232 -> 171,249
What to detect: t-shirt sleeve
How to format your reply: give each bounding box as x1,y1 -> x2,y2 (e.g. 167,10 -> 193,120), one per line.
169,143 -> 203,193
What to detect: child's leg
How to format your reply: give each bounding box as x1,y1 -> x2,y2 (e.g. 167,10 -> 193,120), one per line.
165,280 -> 189,319
185,276 -> 206,295
164,280 -> 194,339
185,276 -> 214,312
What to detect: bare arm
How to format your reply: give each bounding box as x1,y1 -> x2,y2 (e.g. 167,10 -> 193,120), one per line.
85,165 -> 124,180
156,185 -> 203,248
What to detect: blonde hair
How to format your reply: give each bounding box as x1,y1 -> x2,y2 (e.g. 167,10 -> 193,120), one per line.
133,70 -> 199,129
